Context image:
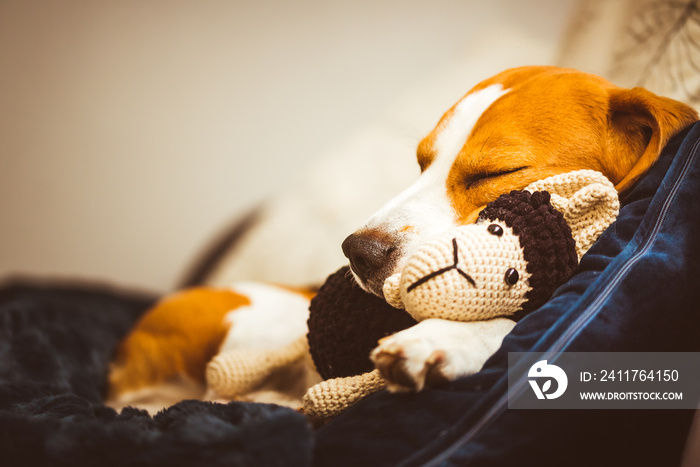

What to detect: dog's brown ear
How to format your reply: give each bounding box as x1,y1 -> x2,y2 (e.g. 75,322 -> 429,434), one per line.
606,87 -> 697,193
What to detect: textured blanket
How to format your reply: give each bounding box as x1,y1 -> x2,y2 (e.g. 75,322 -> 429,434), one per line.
0,282 -> 312,467
4,121 -> 700,467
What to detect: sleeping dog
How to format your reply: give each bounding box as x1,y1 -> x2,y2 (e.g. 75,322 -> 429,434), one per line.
108,66 -> 697,406
342,65 -> 697,392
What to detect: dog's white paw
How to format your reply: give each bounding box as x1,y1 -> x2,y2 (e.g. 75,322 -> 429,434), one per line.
370,333 -> 451,392
370,318 -> 516,392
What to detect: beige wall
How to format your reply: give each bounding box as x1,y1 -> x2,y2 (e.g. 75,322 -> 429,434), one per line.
0,0 -> 574,292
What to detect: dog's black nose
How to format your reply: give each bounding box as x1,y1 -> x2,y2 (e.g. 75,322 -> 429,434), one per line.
342,230 -> 397,285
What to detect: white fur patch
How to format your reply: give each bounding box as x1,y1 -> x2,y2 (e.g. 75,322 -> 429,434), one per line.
363,84 -> 509,266
371,317 -> 516,392
220,282 -> 310,352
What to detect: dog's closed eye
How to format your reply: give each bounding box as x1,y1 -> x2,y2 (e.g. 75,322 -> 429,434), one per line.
464,166 -> 528,189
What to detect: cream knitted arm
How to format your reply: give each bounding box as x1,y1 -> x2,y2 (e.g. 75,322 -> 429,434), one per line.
206,335 -> 309,398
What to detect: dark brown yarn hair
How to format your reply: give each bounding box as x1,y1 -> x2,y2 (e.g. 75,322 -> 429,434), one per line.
477,190 -> 578,320
307,267 -> 418,380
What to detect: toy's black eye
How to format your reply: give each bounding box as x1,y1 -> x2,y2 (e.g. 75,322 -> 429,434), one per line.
487,224 -> 503,236
504,268 -> 519,285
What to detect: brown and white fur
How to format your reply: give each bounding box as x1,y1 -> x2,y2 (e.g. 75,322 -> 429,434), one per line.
108,66 -> 697,406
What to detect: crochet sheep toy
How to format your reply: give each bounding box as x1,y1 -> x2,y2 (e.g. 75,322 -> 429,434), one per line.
205,170 -> 619,424
302,170 -> 619,423
381,189 -> 578,323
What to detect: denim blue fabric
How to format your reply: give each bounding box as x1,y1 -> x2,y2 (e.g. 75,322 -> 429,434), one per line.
314,121 -> 700,467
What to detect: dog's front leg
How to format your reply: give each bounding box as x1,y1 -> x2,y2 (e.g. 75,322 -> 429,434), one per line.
370,318 -> 515,392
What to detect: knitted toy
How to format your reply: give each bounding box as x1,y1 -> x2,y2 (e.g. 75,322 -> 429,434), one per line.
205,170 -> 619,423
381,189 -> 577,323
302,170 -> 619,423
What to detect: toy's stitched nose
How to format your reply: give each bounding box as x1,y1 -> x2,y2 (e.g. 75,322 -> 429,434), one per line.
342,230 -> 397,285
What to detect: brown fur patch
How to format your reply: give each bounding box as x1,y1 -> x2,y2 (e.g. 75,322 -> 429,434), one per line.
418,66 -> 697,225
108,287 -> 249,397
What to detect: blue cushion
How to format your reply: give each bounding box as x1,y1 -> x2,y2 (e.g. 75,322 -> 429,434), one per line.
315,121 -> 700,467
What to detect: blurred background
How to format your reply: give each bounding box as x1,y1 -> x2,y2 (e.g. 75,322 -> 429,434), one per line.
2,0 -> 699,293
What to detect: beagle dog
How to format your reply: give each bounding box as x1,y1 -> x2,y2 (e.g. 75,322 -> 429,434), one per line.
108,66 -> 697,405
343,65 -> 697,391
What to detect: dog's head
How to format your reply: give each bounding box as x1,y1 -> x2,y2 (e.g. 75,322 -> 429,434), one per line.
343,66 -> 698,296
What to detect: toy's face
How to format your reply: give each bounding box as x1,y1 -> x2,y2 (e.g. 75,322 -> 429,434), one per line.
383,220 -> 531,322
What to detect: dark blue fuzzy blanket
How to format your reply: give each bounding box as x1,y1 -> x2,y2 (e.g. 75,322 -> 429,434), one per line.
0,282 -> 313,467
